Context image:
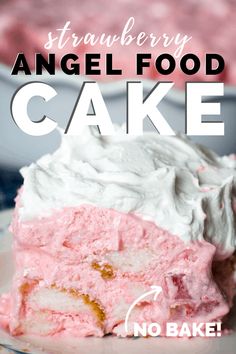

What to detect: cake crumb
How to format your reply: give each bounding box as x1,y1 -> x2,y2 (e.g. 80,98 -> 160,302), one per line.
19,280 -> 38,296
92,261 -> 115,280
81,294 -> 106,323
50,284 -> 106,324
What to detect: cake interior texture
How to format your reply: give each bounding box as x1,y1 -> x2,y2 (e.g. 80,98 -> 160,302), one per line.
0,204 -> 235,337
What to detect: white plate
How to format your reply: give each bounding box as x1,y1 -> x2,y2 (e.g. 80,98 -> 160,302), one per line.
0,209 -> 236,354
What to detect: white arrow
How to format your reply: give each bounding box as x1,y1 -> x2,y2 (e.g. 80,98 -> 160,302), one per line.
124,285 -> 162,333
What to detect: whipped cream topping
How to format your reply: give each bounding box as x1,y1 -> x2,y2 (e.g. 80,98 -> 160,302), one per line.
19,128 -> 236,259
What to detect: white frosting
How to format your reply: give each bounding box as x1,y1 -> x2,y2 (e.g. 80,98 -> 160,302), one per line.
19,127 -> 236,259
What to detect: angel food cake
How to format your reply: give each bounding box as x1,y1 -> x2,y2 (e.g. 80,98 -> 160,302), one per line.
0,129 -> 236,337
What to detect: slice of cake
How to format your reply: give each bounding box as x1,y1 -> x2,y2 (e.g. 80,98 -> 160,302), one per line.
0,128 -> 235,337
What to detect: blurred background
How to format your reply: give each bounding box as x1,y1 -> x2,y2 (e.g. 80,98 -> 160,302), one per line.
0,0 -> 236,210
0,170 -> 22,210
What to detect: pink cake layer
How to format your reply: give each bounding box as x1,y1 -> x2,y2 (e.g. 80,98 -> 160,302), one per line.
0,203 -> 235,337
